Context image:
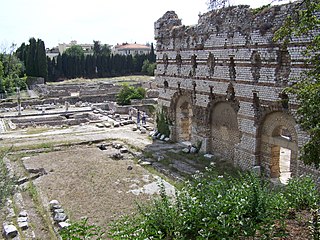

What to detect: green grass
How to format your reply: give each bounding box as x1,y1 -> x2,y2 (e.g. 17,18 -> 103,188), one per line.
24,127 -> 50,135
25,181 -> 57,239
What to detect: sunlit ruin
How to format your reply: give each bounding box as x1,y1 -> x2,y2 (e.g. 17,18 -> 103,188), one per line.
1,1 -> 320,239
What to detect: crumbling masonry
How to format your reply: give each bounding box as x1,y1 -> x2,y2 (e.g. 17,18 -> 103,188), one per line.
154,2 -> 320,179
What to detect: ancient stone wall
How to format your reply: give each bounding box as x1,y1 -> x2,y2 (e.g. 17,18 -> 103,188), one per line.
154,2 -> 319,180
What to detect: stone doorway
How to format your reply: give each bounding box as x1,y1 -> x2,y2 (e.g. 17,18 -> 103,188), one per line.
259,112 -> 298,183
271,146 -> 292,184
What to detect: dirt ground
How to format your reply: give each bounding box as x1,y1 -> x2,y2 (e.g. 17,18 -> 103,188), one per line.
26,146 -> 160,234
0,117 -> 176,239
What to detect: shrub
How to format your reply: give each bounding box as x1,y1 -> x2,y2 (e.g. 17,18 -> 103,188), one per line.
109,169 -> 319,239
60,217 -> 105,240
116,83 -> 146,105
284,175 -> 319,210
156,108 -> 170,137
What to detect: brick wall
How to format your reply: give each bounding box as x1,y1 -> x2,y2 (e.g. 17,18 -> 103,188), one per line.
154,3 -> 320,180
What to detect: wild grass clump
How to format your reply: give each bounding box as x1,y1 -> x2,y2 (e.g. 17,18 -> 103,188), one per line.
0,150 -> 16,208
108,168 -> 319,239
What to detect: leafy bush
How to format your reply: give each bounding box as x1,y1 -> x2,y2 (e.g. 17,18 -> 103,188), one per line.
108,169 -> 319,239
141,59 -> 156,76
284,175 -> 319,210
60,217 -> 105,240
116,83 -> 146,105
156,108 -> 170,137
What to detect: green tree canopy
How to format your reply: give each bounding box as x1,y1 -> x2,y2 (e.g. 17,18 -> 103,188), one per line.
0,50 -> 25,95
116,83 -> 146,105
64,45 -> 85,57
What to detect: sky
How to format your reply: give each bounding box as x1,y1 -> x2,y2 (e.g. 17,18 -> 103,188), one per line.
0,0 -> 292,50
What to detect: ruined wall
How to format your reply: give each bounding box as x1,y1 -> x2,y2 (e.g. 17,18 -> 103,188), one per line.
154,2 -> 319,179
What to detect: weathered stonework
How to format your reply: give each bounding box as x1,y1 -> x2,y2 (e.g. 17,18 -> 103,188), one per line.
154,3 -> 319,180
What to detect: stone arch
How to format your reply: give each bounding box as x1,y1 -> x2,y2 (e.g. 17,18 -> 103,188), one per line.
209,101 -> 240,162
169,91 -> 194,142
258,111 -> 298,183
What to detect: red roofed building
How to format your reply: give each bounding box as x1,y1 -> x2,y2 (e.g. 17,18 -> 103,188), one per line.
113,43 -> 151,56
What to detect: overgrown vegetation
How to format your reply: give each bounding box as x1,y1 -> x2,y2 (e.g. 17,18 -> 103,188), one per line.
116,83 -> 146,105
60,217 -> 105,240
273,0 -> 320,167
0,150 -> 15,208
156,108 -> 170,137
251,4 -> 271,15
0,44 -> 26,97
25,181 -> 57,238
109,169 -> 319,239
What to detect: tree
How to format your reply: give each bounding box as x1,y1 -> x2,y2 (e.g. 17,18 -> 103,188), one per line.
17,38 -> 47,80
36,39 -> 48,80
93,40 -> 102,55
0,50 -> 25,95
116,83 -> 146,105
274,0 -> 320,167
64,45 -> 84,57
101,44 -> 111,56
148,43 -> 156,63
25,38 -> 37,77
141,59 -> 156,76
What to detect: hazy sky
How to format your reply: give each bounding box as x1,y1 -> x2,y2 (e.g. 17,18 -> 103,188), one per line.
0,0 -> 291,49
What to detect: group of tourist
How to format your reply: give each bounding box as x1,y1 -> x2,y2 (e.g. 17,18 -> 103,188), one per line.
128,108 -> 147,126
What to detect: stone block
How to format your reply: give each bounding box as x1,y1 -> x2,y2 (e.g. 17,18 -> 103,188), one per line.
2,223 -> 18,238
182,148 -> 190,153
204,154 -> 214,159
58,222 -> 71,229
49,200 -> 60,210
19,210 -> 28,217
140,128 -> 147,134
18,221 -> 29,230
17,217 -> 28,223
53,212 -> 68,222
120,148 -> 128,153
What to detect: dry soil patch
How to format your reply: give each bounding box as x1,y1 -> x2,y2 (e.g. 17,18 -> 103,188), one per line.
23,145 -> 162,231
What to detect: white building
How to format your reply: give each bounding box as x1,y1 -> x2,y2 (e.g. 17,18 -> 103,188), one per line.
113,43 -> 151,56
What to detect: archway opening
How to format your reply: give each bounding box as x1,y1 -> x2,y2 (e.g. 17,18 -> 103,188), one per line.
279,147 -> 291,184
270,126 -> 293,184
270,145 -> 291,184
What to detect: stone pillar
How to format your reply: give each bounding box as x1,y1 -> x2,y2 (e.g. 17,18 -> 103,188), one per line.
17,87 -> 21,116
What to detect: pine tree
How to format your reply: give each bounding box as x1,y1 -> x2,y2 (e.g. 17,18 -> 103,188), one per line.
36,39 -> 48,80
26,38 -> 37,76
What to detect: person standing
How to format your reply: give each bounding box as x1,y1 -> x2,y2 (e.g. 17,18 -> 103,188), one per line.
142,112 -> 146,125
137,109 -> 141,126
128,108 -> 133,120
